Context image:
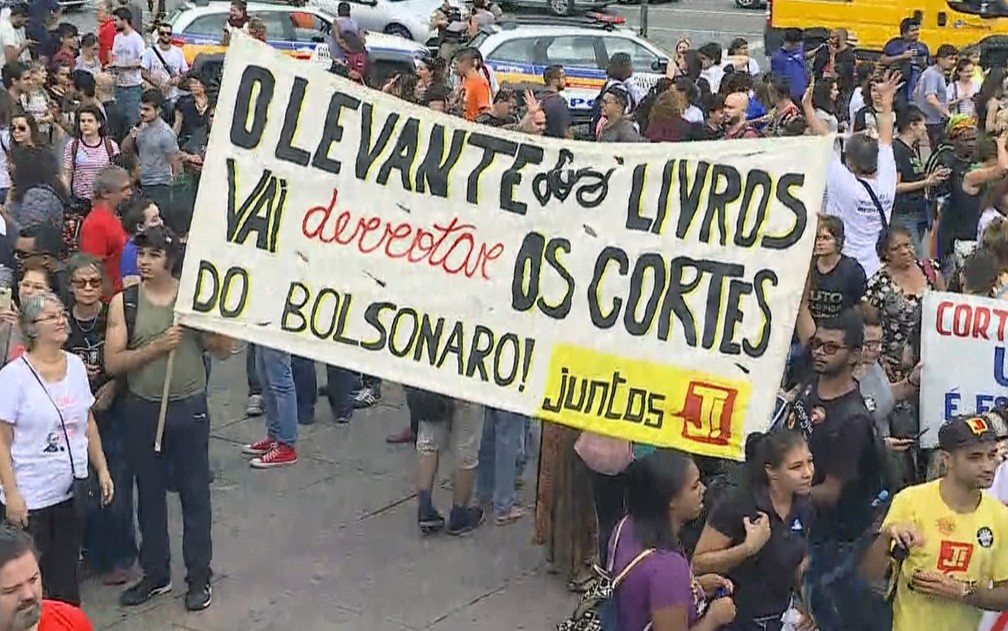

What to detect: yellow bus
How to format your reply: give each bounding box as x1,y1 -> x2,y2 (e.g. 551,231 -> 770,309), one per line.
764,0 -> 1008,66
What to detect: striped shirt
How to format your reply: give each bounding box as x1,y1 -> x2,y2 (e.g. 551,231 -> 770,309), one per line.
63,137 -> 120,201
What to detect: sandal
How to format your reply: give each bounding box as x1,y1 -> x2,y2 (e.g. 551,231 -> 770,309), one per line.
494,506 -> 527,526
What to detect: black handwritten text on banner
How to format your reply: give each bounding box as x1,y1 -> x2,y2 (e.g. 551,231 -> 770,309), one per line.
175,34 -> 833,459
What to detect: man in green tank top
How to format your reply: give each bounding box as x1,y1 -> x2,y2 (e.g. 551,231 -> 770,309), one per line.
103,226 -> 231,613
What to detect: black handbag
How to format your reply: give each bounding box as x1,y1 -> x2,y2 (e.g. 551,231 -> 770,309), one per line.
21,357 -> 97,523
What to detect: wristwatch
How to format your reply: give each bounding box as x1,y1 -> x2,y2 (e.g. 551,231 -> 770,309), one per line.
961,580 -> 976,601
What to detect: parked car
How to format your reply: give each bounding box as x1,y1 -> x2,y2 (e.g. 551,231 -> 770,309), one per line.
498,0 -> 611,18
306,0 -> 441,41
168,1 -> 432,84
471,13 -> 669,123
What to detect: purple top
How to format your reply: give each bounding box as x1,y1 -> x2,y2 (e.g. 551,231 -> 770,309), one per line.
612,518 -> 704,631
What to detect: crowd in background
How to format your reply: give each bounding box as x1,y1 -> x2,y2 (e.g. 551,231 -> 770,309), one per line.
0,1 -> 1008,630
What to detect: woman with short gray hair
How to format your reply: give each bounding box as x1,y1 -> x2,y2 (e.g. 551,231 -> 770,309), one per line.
0,291 -> 113,605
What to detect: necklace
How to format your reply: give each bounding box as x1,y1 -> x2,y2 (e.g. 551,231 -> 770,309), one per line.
72,307 -> 98,333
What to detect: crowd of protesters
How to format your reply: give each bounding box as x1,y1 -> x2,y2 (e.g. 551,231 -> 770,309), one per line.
338,7 -> 1008,631
0,0 -> 1007,630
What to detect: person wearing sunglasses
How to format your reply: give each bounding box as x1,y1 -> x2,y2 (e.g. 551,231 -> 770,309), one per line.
785,309 -> 889,631
64,252 -> 137,587
6,111 -> 37,149
140,23 -> 187,111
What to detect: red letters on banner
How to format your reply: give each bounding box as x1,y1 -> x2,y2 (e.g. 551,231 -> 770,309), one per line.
301,189 -> 506,281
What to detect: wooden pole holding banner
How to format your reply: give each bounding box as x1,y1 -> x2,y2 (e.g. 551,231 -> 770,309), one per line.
154,314 -> 179,453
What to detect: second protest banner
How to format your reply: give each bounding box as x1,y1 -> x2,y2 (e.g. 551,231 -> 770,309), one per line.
175,35 -> 834,459
921,291 -> 1008,448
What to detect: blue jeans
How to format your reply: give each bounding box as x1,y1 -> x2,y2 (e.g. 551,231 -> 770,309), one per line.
124,393 -> 212,585
516,416 -> 534,476
86,399 -> 137,573
291,355 -> 317,425
804,538 -> 892,631
325,365 -> 358,419
256,347 -> 298,446
247,344 -> 261,396
115,84 -> 143,128
476,408 -> 526,516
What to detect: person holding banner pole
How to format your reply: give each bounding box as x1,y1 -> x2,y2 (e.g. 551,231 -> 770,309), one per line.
103,226 -> 228,612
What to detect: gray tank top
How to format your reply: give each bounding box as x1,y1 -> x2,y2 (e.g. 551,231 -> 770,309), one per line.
127,288 -> 206,401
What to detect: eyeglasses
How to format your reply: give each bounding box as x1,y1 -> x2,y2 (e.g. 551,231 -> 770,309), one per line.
158,30 -> 172,36
811,338 -> 848,354
12,125 -> 28,132
34,311 -> 67,324
863,339 -> 883,349
72,278 -> 102,289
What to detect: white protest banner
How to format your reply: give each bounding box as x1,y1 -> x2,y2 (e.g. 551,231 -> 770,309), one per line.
920,291 -> 1008,449
175,34 -> 833,459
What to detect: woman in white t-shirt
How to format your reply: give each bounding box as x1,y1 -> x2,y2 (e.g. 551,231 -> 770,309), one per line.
0,292 -> 113,606
948,57 -> 981,118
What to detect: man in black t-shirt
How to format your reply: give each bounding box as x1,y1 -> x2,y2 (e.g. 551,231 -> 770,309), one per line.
813,29 -> 856,107
892,105 -> 947,255
788,310 -> 889,631
539,64 -> 570,139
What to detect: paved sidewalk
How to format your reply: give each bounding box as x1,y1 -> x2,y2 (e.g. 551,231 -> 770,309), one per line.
81,352 -> 570,630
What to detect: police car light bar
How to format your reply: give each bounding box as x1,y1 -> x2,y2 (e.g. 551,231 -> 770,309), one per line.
585,11 -> 626,25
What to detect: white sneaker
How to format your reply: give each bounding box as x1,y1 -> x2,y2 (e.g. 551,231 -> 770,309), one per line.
246,394 -> 264,417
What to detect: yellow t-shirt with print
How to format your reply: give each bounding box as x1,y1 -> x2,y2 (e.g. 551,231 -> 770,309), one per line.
882,479 -> 1008,631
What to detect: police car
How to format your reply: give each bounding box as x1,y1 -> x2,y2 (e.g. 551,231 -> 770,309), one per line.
470,13 -> 669,122
166,0 -> 432,83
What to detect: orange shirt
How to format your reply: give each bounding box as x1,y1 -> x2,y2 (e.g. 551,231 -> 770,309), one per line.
464,74 -> 491,122
39,600 -> 94,631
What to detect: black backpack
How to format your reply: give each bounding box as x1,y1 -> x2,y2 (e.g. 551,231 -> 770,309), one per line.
122,284 -> 140,348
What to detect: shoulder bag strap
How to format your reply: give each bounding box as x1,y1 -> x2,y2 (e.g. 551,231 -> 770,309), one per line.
606,515 -> 630,571
612,549 -> 656,588
856,178 -> 889,230
19,356 -> 78,478
150,45 -> 175,77
68,138 -> 80,188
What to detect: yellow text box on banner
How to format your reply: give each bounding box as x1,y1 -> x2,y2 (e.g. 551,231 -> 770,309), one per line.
537,344 -> 751,459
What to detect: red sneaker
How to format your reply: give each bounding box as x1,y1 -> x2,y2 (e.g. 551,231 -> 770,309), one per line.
250,443 -> 298,469
242,438 -> 276,456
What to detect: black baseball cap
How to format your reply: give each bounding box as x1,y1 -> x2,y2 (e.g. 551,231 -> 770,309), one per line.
939,414 -> 1000,452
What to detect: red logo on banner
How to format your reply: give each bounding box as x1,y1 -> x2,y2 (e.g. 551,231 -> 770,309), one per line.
679,382 -> 737,446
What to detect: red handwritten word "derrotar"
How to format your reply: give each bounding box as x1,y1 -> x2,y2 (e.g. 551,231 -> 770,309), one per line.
301,190 -> 505,280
